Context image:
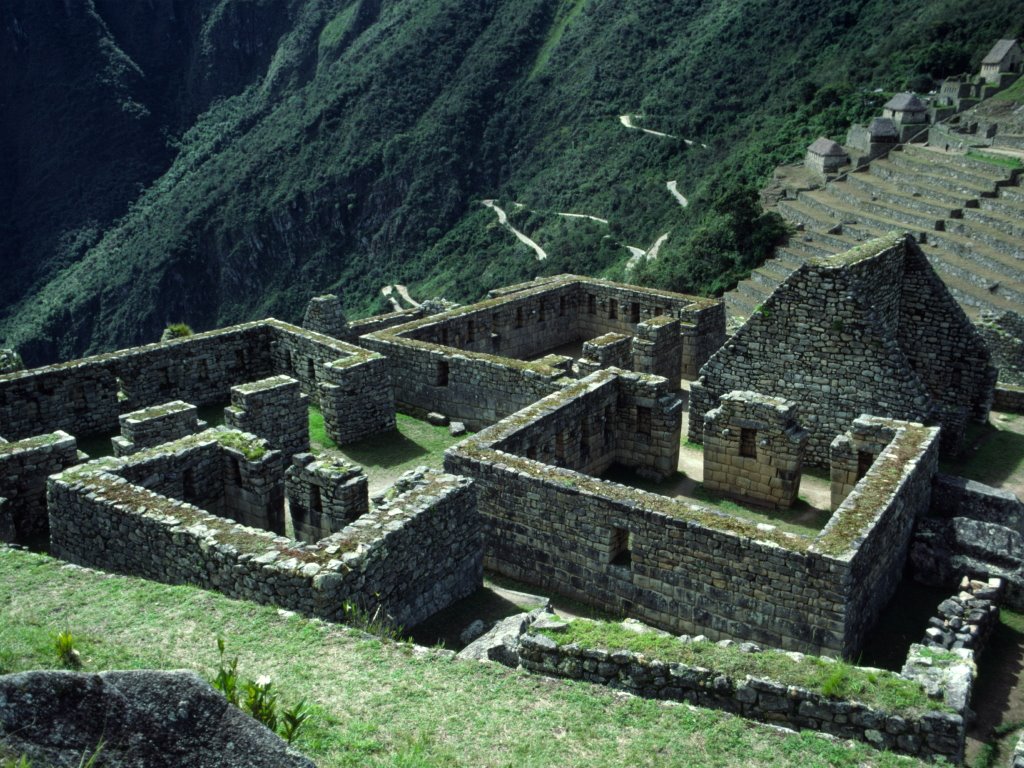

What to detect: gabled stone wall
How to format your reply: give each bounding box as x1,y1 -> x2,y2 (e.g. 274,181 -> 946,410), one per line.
225,376 -> 309,461
690,235 -> 995,464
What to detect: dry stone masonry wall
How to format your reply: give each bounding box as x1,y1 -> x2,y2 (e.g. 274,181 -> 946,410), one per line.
112,401 -> 205,458
48,450 -> 482,629
286,452 -> 369,543
0,431 -> 80,543
690,235 -> 995,464
225,375 -> 309,461
702,391 -> 808,509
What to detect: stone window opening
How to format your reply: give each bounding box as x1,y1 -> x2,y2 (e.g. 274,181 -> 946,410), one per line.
436,361 -> 450,387
526,445 -> 538,460
466,320 -> 475,343
654,305 -> 664,316
559,295 -> 567,317
182,468 -> 197,500
440,326 -> 449,345
603,405 -> 615,446
609,298 -> 618,320
588,294 -> 596,315
235,350 -> 247,369
228,457 -> 242,486
630,302 -> 641,324
515,307 -> 524,329
740,428 -> 757,458
538,300 -> 546,322
197,360 -> 209,381
306,359 -> 316,384
610,527 -> 633,568
636,406 -> 651,437
580,418 -> 591,460
857,450 -> 875,480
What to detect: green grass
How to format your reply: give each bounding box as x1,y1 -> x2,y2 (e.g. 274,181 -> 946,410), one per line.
939,419 -> 1024,488
534,618 -> 946,715
529,0 -> 589,80
0,547 -> 927,767
689,483 -> 832,535
966,149 -> 1024,169
312,409 -> 469,490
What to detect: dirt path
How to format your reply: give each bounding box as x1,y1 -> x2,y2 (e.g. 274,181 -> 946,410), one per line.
625,233 -> 669,271
379,285 -> 402,312
393,284 -> 420,308
558,212 -> 609,224
618,114 -> 708,148
666,180 -> 689,208
482,199 -> 548,261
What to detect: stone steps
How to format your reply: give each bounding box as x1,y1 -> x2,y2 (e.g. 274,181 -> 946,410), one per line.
796,190 -> 919,241
998,185 -> 1024,203
880,149 -> 999,192
961,206 -> 1024,239
917,242 -> 1024,307
901,144 -> 1020,177
937,217 -> 1024,264
926,228 -> 1023,280
918,249 -> 1023,314
846,171 -> 968,218
871,158 -> 996,199
978,191 -> 1024,219
724,285 -> 761,320
779,237 -> 833,260
826,181 -> 947,232
893,146 -> 1011,188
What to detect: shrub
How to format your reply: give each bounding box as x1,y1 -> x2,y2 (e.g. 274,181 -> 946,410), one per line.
54,630 -> 82,669
160,323 -> 195,342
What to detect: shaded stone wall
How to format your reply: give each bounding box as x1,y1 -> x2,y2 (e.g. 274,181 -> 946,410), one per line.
703,391 -> 808,509
0,320 -> 394,444
112,400 -> 204,457
0,322 -> 273,440
690,235 -> 993,464
830,418 -> 898,510
48,465 -> 481,629
577,333 -> 632,377
0,432 -> 79,543
976,310 -> 1024,387
816,420 -> 941,654
318,356 -> 397,445
225,376 -> 309,461
302,294 -> 348,339
286,453 -> 368,543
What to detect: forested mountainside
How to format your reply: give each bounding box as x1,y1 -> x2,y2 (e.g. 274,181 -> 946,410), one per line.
1,0 -> 1020,364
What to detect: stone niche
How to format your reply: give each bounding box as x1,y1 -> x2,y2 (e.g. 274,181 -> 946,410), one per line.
112,400 -> 205,457
702,391 -> 808,509
286,452 -> 369,543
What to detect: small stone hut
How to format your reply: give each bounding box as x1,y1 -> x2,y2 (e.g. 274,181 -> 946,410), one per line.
981,39 -> 1023,84
883,93 -> 927,126
804,138 -> 849,176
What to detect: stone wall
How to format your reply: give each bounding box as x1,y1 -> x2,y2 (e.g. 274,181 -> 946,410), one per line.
363,275 -> 724,429
518,631 -> 967,761
112,401 -> 204,457
702,391 -> 808,508
976,310 -> 1024,387
690,235 -> 995,464
632,316 -> 683,384
0,320 -> 394,446
817,419 -> 941,655
921,576 -> 1002,653
448,383 -> 941,656
830,418 -> 898,510
225,376 -> 309,461
994,385 -> 1024,413
317,355 -> 397,445
930,474 -> 1024,533
286,452 -> 369,543
302,294 -> 349,339
48,459 -> 482,629
0,432 -> 80,543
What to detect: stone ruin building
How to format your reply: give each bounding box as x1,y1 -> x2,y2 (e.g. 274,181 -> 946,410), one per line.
0,242 -> 1021,707
692,234 -> 997,462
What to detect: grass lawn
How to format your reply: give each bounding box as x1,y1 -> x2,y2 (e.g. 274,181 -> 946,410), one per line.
939,414 -> 1024,496
310,409 -> 469,493
0,547 -> 928,768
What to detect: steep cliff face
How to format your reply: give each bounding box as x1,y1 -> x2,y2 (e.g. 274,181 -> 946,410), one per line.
0,0 -> 1020,364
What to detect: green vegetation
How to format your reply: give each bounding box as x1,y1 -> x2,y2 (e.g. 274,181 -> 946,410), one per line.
54,629 -> 81,669
216,431 -> 268,461
966,150 -> 1024,169
160,323 -> 195,342
534,617 -> 945,714
313,408 -> 469,491
0,546 -> 927,767
939,418 -> 1024,488
2,0 -> 1019,363
0,349 -> 23,375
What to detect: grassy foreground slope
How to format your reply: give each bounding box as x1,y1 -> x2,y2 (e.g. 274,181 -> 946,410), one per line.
0,547 -> 925,768
1,0 -> 1020,363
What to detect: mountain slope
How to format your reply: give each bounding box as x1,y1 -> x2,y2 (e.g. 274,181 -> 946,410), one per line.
1,0 -> 1020,364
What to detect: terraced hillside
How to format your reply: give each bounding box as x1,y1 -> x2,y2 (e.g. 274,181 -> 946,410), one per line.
729,145 -> 1023,322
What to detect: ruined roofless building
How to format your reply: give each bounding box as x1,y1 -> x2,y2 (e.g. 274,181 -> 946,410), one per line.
689,233 -> 997,463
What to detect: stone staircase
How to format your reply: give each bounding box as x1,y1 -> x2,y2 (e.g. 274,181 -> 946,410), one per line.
728,145 -> 1024,322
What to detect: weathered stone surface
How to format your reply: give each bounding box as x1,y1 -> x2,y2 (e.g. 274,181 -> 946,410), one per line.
0,670 -> 315,768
